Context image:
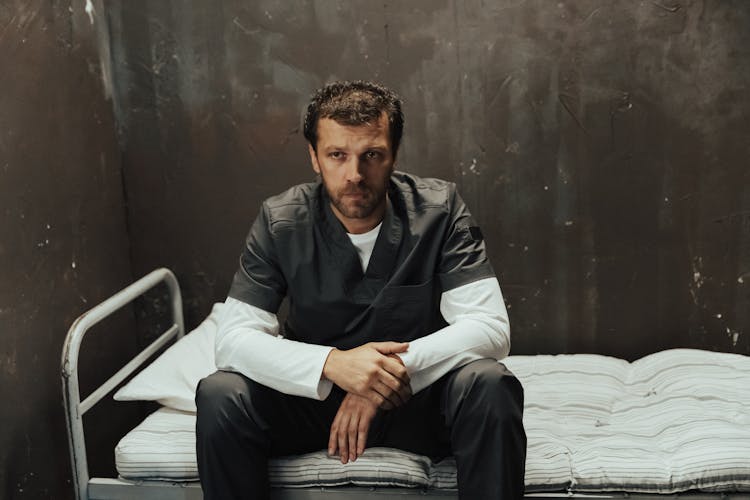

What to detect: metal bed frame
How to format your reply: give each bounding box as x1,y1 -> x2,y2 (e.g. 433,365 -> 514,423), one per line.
61,268 -> 750,500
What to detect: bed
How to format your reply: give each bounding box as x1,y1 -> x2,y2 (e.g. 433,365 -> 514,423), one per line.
62,268 -> 750,500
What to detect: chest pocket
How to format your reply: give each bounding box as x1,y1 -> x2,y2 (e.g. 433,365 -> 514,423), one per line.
380,278 -> 437,341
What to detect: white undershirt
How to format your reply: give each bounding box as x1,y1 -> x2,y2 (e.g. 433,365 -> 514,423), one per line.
347,222 -> 382,272
215,237 -> 511,400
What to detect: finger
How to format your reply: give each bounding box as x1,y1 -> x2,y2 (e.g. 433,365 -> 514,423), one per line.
357,413 -> 370,456
378,398 -> 395,411
338,413 -> 349,464
398,381 -> 413,403
373,378 -> 404,407
382,356 -> 411,385
373,370 -> 411,406
347,413 -> 359,462
388,372 -> 412,403
329,410 -> 341,456
384,376 -> 412,406
368,385 -> 394,409
371,341 -> 409,355
377,368 -> 408,398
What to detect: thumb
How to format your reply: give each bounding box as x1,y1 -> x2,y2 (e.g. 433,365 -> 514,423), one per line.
372,341 -> 409,354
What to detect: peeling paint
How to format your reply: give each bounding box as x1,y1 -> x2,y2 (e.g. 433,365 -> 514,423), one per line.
468,158 -> 479,175
1,349 -> 18,376
690,257 -> 705,310
84,0 -> 95,25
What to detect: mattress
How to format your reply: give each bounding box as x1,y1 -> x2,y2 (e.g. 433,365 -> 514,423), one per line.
115,349 -> 750,493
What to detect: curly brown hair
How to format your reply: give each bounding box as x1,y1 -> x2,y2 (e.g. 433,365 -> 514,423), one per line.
303,80 -> 404,155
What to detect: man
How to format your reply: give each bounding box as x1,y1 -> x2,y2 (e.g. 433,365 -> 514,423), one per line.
196,80 -> 526,499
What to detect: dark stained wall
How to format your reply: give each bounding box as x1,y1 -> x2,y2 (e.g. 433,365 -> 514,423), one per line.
110,0 -> 750,359
0,1 -> 140,498
1,1 -> 748,498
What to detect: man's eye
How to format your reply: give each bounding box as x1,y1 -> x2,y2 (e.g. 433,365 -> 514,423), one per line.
330,152 -> 343,159
365,151 -> 380,160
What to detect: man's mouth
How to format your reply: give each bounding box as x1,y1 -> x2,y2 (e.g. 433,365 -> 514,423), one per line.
342,190 -> 368,198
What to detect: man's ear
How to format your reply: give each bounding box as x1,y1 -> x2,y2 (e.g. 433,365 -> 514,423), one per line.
308,144 -> 321,174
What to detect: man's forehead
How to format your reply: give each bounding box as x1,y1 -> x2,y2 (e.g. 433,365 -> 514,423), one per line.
316,114 -> 390,146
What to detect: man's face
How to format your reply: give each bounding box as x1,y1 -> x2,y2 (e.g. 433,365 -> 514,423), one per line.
309,113 -> 395,233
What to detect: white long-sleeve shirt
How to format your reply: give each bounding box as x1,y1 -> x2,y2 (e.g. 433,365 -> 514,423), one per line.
215,224 -> 510,399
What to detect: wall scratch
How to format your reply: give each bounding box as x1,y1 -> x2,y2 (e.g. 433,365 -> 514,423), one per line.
0,15 -> 17,43
487,74 -> 513,110
712,211 -> 750,223
582,7 -> 603,25
558,93 -> 589,136
232,17 -> 256,36
650,1 -> 681,13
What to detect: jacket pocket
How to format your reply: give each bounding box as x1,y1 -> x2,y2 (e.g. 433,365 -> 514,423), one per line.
381,278 -> 436,340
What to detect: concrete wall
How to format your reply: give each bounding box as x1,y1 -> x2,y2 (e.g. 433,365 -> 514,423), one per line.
110,0 -> 749,358
0,1 -> 140,498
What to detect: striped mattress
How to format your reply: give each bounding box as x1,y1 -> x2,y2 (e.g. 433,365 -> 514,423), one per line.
115,348 -> 750,493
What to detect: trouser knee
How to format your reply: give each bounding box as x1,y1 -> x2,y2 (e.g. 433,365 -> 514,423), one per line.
196,371 -> 276,499
447,359 -> 525,424
196,370 -> 271,440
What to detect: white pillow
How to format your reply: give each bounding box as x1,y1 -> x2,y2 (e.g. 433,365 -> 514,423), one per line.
113,303 -> 222,412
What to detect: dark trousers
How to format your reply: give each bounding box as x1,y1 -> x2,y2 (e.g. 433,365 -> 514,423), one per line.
196,358 -> 526,500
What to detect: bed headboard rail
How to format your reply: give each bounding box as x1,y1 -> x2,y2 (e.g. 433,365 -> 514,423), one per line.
61,267 -> 184,500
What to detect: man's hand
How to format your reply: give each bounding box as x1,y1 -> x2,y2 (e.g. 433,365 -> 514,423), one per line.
328,393 -> 378,464
323,342 -> 412,409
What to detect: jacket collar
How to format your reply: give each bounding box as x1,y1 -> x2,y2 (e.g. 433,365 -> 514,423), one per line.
317,179 -> 404,282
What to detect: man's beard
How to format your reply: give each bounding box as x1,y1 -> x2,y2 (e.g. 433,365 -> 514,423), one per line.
324,178 -> 389,220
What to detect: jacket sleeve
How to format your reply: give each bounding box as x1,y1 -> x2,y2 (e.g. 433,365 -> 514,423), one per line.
397,277 -> 511,394
220,204 -> 334,400
215,298 -> 334,400
227,203 -> 287,313
399,186 -> 509,393
436,188 -> 496,292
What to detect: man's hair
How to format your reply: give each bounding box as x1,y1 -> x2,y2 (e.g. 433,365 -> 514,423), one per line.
303,80 -> 404,154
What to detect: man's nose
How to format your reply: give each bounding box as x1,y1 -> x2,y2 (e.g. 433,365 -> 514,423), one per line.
344,157 -> 364,183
